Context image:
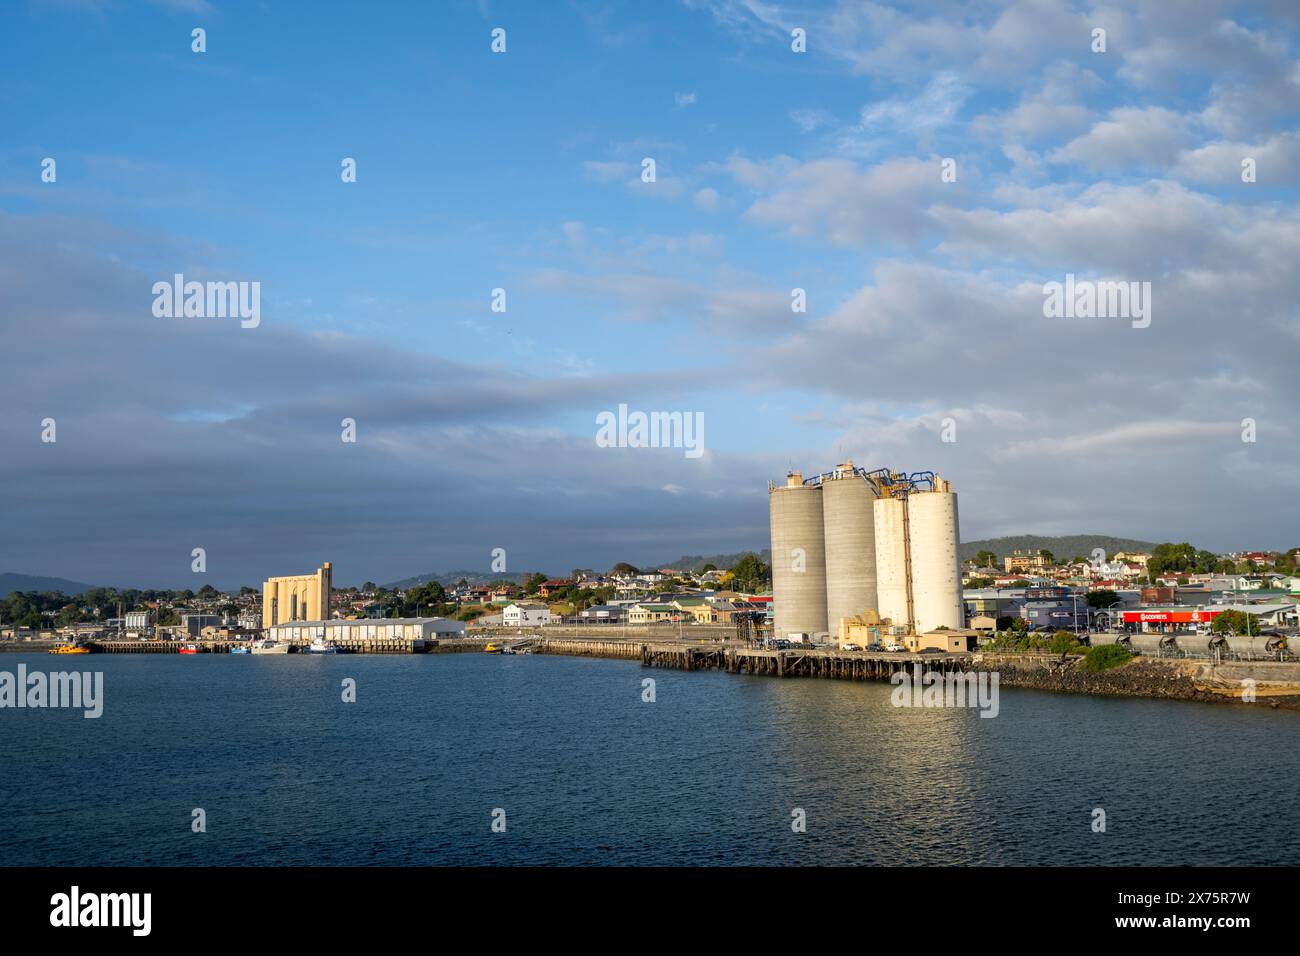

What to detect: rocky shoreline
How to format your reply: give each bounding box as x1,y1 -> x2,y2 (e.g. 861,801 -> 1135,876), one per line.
974,653 -> 1300,710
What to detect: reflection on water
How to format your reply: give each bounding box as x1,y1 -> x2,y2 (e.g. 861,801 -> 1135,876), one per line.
1,653 -> 1296,865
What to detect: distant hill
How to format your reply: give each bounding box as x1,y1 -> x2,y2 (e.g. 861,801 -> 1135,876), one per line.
661,536 -> 1155,572
384,570 -> 522,590
958,535 -> 1156,564
654,551 -> 772,573
0,572 -> 97,596
382,535 -> 1157,588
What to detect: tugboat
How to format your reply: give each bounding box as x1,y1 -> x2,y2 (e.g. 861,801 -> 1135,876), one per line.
178,643 -> 203,654
49,643 -> 91,655
302,636 -> 337,655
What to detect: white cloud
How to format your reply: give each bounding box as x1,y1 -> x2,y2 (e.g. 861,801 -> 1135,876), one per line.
860,71 -> 971,134
1049,107 -> 1195,171
789,108 -> 835,132
693,187 -> 722,212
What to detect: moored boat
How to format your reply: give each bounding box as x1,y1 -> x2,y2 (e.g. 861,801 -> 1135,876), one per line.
229,644 -> 251,654
49,643 -> 91,655
302,637 -> 337,655
249,639 -> 291,655
178,643 -> 203,654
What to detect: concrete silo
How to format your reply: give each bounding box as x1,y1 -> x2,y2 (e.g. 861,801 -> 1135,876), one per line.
821,461 -> 879,639
873,495 -> 910,633
908,478 -> 963,633
769,472 -> 828,640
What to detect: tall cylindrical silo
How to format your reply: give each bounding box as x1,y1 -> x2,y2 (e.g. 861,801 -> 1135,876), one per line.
909,481 -> 963,633
769,472 -> 828,640
873,496 -> 909,632
822,463 -> 878,639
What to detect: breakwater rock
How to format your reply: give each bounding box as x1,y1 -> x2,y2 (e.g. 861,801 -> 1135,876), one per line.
974,653 -> 1300,710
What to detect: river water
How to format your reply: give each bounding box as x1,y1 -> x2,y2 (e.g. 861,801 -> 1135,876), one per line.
1,652 -> 1296,865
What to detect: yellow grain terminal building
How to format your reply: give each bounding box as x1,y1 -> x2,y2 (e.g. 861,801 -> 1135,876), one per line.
262,562 -> 333,628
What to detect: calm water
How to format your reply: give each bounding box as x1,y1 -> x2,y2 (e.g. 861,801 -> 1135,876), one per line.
2,652 -> 1297,866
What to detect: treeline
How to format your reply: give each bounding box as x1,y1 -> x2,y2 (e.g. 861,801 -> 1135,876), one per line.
1146,543 -> 1298,578
1,584 -> 259,629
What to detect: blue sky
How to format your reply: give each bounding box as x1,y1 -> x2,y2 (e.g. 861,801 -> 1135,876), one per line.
2,0 -> 1298,587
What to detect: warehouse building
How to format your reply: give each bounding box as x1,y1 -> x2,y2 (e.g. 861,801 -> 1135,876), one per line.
266,617 -> 465,643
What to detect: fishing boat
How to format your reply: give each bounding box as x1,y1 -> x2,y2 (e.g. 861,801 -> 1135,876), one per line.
229,644 -> 251,654
249,639 -> 291,655
178,643 -> 203,654
302,637 -> 337,655
49,643 -> 91,655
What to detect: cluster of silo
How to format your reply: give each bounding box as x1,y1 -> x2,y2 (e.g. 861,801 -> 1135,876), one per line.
768,464 -> 962,639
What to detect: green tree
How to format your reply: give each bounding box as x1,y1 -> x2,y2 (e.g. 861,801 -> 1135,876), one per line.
400,581 -> 447,617
1148,542 -> 1198,578
728,553 -> 771,593
1049,630 -> 1085,654
1211,609 -> 1260,636
974,550 -> 999,568
1080,644 -> 1133,672
1086,589 -> 1120,609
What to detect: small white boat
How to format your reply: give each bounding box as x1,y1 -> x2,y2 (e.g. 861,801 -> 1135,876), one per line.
250,639 -> 291,655
302,637 -> 337,655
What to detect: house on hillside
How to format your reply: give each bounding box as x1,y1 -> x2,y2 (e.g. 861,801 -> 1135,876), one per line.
503,603 -> 551,627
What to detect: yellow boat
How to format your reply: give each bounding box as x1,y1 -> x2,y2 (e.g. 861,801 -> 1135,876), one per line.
49,644 -> 91,655
484,643 -> 501,653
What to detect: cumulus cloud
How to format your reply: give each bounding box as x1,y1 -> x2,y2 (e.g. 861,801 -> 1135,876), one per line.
1049,107 -> 1195,171
732,155 -> 956,246
0,212 -> 769,585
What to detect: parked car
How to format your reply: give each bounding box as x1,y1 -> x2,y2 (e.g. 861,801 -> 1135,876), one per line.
918,647 -> 943,654
885,642 -> 905,652
841,642 -> 861,651
866,643 -> 883,652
